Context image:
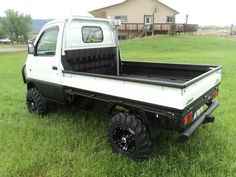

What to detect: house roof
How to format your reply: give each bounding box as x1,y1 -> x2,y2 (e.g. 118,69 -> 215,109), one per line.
158,1 -> 179,14
89,0 -> 179,14
89,0 -> 127,13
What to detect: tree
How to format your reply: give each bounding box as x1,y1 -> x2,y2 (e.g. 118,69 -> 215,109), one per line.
0,17 -> 6,39
1,9 -> 32,43
169,15 -> 176,36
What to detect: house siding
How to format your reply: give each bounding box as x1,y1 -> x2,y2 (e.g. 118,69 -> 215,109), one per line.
90,0 -> 178,24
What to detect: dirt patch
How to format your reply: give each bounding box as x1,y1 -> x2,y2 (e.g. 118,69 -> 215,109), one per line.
0,44 -> 27,52
0,44 -> 27,48
0,48 -> 27,52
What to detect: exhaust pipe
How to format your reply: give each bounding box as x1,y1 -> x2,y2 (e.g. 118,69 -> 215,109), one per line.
177,101 -> 220,142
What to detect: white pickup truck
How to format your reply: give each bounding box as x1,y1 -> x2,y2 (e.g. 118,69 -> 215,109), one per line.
22,16 -> 221,161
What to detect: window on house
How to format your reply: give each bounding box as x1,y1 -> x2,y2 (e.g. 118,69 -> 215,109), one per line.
115,16 -> 128,23
145,17 -> 150,24
166,16 -> 174,23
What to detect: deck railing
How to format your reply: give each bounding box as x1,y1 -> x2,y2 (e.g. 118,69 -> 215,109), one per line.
118,23 -> 198,33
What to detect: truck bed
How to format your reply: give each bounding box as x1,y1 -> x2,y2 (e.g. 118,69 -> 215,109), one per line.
120,61 -> 219,86
62,47 -> 220,88
61,47 -> 222,110
63,60 -> 221,89
61,45 -> 222,89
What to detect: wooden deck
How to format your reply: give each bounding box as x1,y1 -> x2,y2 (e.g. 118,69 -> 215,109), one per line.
118,23 -> 198,33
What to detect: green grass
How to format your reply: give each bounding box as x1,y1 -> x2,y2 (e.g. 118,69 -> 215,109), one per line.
1,36 -> 236,176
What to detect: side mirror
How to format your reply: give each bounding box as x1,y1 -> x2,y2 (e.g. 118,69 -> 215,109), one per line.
28,43 -> 35,55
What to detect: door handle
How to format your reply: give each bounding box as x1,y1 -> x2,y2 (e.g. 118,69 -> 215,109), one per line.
52,66 -> 58,70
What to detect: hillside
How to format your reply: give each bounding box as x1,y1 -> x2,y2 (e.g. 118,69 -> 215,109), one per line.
31,19 -> 52,34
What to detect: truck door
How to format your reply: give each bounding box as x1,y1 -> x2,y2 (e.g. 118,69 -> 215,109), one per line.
28,26 -> 64,103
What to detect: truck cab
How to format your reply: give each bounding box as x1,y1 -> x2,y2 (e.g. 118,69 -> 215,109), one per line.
26,17 -> 118,103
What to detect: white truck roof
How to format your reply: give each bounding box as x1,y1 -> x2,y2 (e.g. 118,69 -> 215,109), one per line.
44,16 -> 116,27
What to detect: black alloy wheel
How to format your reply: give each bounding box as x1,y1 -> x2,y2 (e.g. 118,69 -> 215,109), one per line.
109,113 -> 151,161
113,127 -> 136,154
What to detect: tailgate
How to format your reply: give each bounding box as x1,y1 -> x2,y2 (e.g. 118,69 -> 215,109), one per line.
182,66 -> 221,108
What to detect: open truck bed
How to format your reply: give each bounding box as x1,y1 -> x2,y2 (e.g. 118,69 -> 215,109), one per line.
62,60 -> 221,87
121,61 -> 221,87
61,46 -> 221,89
62,60 -> 221,110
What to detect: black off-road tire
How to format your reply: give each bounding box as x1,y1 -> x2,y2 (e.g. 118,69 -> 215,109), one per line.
26,88 -> 47,115
109,113 -> 152,161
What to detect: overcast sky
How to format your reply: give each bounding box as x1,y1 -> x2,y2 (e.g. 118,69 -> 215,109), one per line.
0,0 -> 235,26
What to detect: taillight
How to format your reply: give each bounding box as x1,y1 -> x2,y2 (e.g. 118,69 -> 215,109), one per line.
183,111 -> 193,126
212,90 -> 218,99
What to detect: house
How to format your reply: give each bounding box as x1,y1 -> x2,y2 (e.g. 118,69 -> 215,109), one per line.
90,0 -> 189,39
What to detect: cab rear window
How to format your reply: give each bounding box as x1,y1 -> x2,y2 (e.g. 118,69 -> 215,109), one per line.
82,26 -> 103,43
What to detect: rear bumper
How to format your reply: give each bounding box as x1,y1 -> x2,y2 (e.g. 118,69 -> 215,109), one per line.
177,100 -> 220,142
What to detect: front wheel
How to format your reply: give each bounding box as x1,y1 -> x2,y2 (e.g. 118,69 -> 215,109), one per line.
108,113 -> 151,161
26,88 -> 47,115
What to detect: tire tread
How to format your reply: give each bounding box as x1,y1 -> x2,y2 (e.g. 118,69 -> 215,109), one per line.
26,88 -> 47,115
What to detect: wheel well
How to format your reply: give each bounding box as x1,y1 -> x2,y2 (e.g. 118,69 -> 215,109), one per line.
27,82 -> 37,90
109,104 -> 159,138
109,104 -> 149,125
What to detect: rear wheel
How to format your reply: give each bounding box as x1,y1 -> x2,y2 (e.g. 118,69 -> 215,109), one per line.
26,88 -> 47,115
109,113 -> 151,161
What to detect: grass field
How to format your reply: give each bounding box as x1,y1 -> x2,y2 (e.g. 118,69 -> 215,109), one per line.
0,36 -> 236,177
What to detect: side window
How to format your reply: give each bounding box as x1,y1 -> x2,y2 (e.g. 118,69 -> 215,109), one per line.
36,27 -> 59,56
82,27 -> 103,43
